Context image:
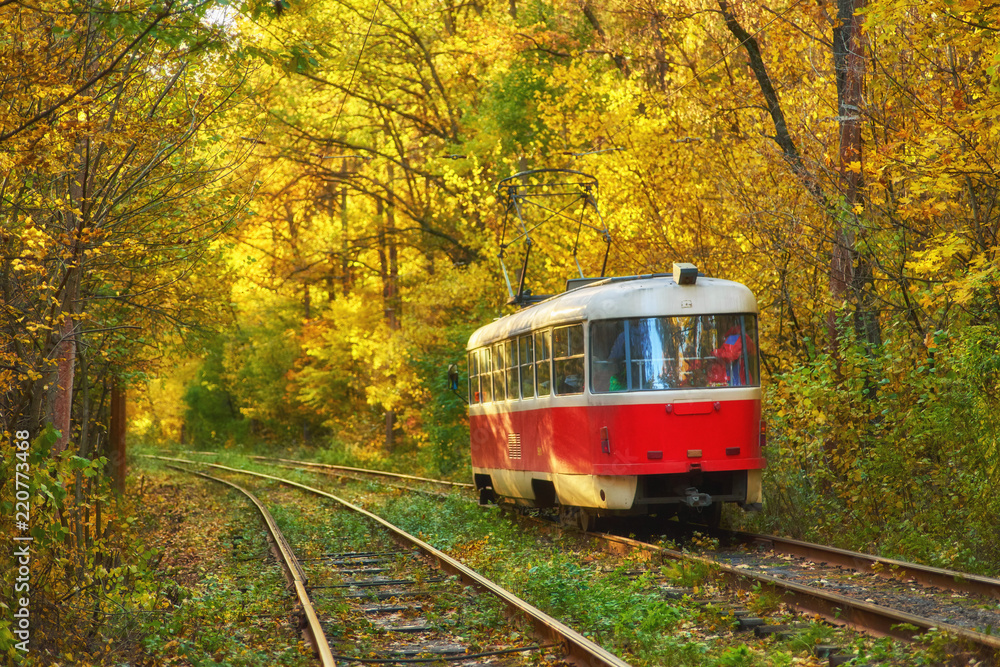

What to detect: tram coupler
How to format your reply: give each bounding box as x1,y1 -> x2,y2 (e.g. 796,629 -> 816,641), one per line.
683,488 -> 712,508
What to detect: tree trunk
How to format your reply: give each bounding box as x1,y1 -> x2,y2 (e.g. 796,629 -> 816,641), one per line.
832,0 -> 862,302
716,0 -> 825,202
718,0 -> 880,351
380,167 -> 401,332
109,384 -> 126,494
832,0 -> 881,351
378,167 -> 401,453
385,410 -> 396,453
50,316 -> 77,455
341,187 -> 352,296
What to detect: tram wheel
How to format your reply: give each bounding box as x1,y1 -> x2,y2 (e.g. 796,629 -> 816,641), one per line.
558,506 -> 593,532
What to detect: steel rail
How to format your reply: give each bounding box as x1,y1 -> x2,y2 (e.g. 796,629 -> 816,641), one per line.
156,457 -> 632,667
255,461 -> 470,503
586,530 -> 1000,664
163,463 -> 336,667
249,455 -> 475,489
724,529 -> 1000,602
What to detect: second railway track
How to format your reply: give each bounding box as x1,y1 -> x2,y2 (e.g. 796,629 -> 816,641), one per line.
501,507 -> 1000,665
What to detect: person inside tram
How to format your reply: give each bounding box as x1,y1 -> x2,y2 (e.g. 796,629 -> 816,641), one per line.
592,319 -> 673,391
591,321 -> 628,392
710,324 -> 753,386
555,349 -> 584,394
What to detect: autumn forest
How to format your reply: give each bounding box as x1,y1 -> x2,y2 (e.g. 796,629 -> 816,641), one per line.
2,0 -> 1000,661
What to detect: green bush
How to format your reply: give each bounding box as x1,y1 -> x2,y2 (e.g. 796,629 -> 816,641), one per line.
750,320 -> 1000,572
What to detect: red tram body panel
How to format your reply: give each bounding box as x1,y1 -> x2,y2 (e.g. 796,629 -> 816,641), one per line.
467,271 -> 765,518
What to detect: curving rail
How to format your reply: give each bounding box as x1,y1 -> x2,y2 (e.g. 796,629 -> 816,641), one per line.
148,456 -> 632,667
251,458 -> 1000,601
163,464 -> 336,667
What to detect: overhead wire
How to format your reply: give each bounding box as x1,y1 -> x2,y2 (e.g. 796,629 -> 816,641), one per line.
331,0 -> 383,140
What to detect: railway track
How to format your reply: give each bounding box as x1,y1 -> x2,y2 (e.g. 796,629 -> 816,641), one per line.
146,455 -> 632,667
719,529 -> 1000,602
495,510 -> 1000,664
585,529 -> 1000,664
165,465 -> 336,666
258,456 -> 1000,599
248,455 -> 475,490
245,456 -> 1000,663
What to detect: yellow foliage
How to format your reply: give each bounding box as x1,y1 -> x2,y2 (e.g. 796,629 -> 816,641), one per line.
905,234 -> 971,276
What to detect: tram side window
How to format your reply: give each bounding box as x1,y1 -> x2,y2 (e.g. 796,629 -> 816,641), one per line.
518,335 -> 535,399
553,324 -> 584,395
590,320 -> 627,392
493,342 -> 507,401
505,339 -> 519,400
534,329 -> 552,396
480,347 -> 493,402
468,350 -> 480,403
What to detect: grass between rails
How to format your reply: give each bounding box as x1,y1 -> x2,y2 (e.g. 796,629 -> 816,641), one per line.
366,491 -> 956,667
219,474 -> 556,664
4,454 -> 317,666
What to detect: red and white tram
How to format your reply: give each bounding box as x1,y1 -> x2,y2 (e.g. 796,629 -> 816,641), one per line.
466,264 -> 765,528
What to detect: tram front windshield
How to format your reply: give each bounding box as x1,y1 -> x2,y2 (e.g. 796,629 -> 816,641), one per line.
590,314 -> 759,392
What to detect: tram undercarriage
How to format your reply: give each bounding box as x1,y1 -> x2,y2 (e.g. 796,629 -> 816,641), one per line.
473,468 -> 762,528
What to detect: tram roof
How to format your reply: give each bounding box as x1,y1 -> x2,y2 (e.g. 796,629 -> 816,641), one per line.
467,275 -> 757,349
